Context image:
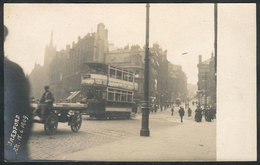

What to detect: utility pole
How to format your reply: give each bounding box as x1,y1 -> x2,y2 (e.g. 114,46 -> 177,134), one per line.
140,3 -> 150,137
214,3 -> 217,106
214,3 -> 217,74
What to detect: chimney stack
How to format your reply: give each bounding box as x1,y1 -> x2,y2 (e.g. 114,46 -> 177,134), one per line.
199,55 -> 202,63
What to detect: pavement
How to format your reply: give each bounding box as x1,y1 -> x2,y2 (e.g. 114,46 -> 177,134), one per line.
54,106 -> 216,162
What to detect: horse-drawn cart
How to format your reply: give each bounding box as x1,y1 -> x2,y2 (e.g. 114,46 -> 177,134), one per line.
31,102 -> 87,135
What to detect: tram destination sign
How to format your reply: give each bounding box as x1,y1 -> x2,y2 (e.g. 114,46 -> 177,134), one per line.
81,74 -> 138,90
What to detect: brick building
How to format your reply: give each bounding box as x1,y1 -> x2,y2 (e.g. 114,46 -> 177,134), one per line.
29,23 -> 188,104
197,53 -> 216,106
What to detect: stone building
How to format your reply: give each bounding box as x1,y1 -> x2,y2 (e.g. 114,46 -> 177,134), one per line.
197,53 -> 216,106
105,43 -> 187,106
29,32 -> 56,99
29,23 -> 188,104
29,23 -> 108,101
167,62 -> 188,103
150,44 -> 168,106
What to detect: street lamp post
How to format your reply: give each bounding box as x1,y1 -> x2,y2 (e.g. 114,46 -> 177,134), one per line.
140,3 -> 150,137
214,3 -> 217,108
214,3 -> 217,75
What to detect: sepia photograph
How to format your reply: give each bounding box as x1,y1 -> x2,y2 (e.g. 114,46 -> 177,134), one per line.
3,3 -> 256,162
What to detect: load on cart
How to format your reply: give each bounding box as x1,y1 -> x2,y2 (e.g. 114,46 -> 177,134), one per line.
31,86 -> 86,135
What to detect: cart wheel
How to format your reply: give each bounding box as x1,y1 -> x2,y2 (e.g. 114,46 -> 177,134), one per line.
44,113 -> 58,135
71,113 -> 82,132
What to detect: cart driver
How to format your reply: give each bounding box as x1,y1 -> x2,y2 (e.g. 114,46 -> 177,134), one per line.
40,86 -> 55,119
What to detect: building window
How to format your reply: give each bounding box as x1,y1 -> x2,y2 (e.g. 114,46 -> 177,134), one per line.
116,70 -> 122,79
123,72 -> 128,81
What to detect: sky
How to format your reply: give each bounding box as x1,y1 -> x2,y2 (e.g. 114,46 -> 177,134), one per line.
3,3 -> 254,84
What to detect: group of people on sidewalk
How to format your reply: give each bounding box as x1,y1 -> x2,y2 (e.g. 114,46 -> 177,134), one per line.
194,105 -> 216,122
170,103 -> 216,123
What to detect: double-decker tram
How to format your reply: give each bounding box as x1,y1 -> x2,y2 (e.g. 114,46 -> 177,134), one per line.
80,62 -> 138,119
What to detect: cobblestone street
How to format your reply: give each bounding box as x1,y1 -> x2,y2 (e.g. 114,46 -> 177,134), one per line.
28,108 -> 181,160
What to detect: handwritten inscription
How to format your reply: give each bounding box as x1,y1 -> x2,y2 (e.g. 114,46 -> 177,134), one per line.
7,115 -> 29,154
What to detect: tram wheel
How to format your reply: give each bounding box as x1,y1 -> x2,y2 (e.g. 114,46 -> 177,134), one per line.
44,113 -> 58,135
71,113 -> 82,132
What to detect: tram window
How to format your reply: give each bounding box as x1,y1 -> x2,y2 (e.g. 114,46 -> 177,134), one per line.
123,72 -> 128,81
108,92 -> 114,101
121,91 -> 127,102
127,94 -> 132,102
110,69 -> 116,78
129,74 -> 133,82
127,92 -> 133,102
116,71 -> 122,79
115,93 -> 120,101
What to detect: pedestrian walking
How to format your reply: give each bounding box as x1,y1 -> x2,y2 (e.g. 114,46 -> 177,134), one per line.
155,104 -> 158,113
195,106 -> 202,122
205,106 -> 212,122
178,106 -> 185,123
133,101 -> 138,114
212,105 -> 216,119
171,105 -> 174,116
188,107 -> 192,117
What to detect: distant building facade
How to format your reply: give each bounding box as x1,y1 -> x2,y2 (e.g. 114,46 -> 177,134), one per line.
29,32 -> 56,99
106,43 -> 187,106
197,53 -> 216,106
29,23 -> 108,101
29,23 -> 188,105
167,62 -> 188,103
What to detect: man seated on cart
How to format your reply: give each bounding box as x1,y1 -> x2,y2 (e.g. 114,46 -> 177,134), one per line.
40,86 -> 55,120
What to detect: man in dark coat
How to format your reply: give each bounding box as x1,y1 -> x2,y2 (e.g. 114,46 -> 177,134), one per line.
40,86 -> 55,119
171,105 -> 174,116
205,106 -> 212,122
4,25 -> 32,161
40,86 -> 54,105
188,107 -> 192,117
178,106 -> 185,123
195,106 -> 202,122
